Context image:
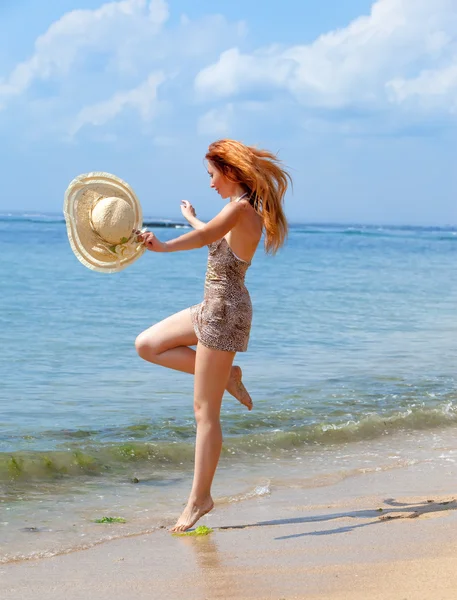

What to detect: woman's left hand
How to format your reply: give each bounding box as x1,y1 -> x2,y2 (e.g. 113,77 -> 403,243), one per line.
137,231 -> 167,253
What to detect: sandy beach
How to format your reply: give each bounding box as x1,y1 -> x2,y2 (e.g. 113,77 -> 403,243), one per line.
3,450 -> 457,600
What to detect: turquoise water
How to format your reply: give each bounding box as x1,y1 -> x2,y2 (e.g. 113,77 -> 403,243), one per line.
1,213 -> 456,561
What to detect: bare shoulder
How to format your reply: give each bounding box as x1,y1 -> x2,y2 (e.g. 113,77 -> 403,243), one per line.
236,200 -> 263,233
226,199 -> 256,220
237,200 -> 260,221
237,199 -> 253,212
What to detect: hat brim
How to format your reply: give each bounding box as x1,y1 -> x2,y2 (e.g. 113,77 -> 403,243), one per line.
63,172 -> 146,273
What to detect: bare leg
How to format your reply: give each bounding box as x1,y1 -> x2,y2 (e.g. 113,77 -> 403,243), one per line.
171,343 -> 234,533
135,308 -> 252,409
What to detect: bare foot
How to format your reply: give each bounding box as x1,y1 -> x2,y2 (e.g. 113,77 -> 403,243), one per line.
226,366 -> 253,410
170,497 -> 214,533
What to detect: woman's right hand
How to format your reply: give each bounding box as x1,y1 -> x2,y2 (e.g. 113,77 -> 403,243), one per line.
137,230 -> 167,253
180,200 -> 196,222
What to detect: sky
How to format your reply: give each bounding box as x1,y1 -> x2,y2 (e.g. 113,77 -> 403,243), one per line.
0,0 -> 456,225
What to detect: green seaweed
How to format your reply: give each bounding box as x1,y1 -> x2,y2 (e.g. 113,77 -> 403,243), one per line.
94,516 -> 127,524
126,424 -> 149,431
172,525 -> 213,537
41,456 -> 67,477
42,456 -> 54,470
8,456 -> 23,478
73,451 -> 97,471
113,443 -> 150,461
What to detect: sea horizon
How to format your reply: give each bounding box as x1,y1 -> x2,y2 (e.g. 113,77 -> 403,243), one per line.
1,209 -> 456,230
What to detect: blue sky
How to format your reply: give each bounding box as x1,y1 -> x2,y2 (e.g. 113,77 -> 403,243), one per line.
1,0 -> 456,225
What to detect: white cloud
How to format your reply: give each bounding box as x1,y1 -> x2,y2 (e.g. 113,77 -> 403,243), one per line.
6,0 -> 454,144
197,104 -> 234,136
388,64 -> 457,112
70,71 -> 165,135
195,0 -> 457,116
197,100 -> 278,138
195,48 -> 294,99
0,0 -> 169,103
0,0 -> 247,137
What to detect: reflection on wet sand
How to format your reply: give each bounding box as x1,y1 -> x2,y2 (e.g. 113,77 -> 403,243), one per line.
176,534 -> 242,599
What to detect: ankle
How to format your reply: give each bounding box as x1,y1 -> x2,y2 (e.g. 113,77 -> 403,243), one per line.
188,494 -> 212,507
228,365 -> 239,381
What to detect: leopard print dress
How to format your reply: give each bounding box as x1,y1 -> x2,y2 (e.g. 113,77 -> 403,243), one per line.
190,237 -> 252,352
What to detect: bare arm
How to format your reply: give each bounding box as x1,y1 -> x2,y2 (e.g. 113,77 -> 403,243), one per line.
180,200 -> 206,230
140,202 -> 244,253
186,215 -> 206,230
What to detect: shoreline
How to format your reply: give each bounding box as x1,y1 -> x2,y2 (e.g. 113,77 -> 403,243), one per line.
3,449 -> 457,599
3,424 -> 457,567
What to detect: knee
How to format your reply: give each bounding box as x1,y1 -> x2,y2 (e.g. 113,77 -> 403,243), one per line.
194,400 -> 203,420
193,399 -> 220,425
134,333 -> 148,358
135,331 -> 160,359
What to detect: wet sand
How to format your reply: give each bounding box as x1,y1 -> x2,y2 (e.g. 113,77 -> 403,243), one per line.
2,457 -> 457,600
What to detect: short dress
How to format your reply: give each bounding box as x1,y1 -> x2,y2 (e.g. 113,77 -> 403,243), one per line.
190,237 -> 252,352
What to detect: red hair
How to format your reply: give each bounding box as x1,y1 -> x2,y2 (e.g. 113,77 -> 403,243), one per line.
205,139 -> 291,254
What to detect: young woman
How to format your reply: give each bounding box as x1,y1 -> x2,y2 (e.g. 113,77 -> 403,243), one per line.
136,139 -> 290,532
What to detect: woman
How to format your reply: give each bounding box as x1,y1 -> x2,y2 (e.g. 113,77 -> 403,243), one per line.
136,139 -> 290,532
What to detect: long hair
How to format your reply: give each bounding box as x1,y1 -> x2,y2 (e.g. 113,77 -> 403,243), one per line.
205,139 -> 291,255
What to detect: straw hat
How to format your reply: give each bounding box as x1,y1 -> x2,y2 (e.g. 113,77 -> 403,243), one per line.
63,172 -> 146,273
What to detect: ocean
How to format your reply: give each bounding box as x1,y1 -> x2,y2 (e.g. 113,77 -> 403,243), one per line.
1,213 -> 456,563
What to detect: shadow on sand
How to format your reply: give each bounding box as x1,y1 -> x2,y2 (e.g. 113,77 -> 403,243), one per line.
216,498 -> 457,540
